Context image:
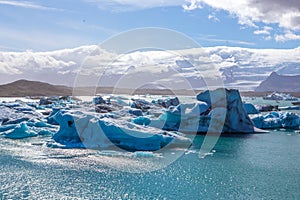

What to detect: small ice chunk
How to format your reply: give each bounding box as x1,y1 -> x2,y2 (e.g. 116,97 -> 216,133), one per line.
4,122 -> 37,139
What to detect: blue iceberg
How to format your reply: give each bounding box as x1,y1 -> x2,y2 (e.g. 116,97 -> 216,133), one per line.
251,112 -> 300,129
154,89 -> 258,133
243,103 -> 260,114
2,122 -> 38,139
51,110 -> 191,151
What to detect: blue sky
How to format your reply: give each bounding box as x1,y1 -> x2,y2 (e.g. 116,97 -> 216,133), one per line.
0,0 -> 300,51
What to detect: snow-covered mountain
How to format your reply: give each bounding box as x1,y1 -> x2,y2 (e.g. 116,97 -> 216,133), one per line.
1,45 -> 300,91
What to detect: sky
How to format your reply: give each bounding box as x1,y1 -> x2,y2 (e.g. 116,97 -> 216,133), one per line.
0,0 -> 300,90
0,0 -> 300,51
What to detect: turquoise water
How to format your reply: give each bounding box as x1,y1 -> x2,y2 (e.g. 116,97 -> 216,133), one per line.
1,96 -> 300,199
1,130 -> 299,199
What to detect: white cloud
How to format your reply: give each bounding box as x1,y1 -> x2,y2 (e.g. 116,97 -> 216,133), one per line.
253,26 -> 273,35
275,31 -> 300,42
198,36 -> 255,46
1,45 -> 300,90
264,36 -> 272,41
208,14 -> 220,22
0,0 -> 63,11
85,0 -> 185,11
183,0 -> 300,31
83,0 -> 300,41
182,0 -> 202,11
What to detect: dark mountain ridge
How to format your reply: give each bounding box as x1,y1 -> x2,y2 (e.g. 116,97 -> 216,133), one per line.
255,72 -> 300,92
0,79 -> 72,97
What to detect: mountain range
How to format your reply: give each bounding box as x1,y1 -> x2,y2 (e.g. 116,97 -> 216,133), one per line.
0,80 -> 72,97
1,45 -> 300,91
1,77 -> 300,97
255,72 -> 300,92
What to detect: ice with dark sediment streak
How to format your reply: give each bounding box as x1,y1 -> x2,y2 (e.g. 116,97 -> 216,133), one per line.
150,88 -> 259,133
196,89 -> 257,133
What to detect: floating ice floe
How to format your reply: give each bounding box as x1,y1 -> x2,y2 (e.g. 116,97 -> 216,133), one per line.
0,100 -> 61,139
278,106 -> 300,111
256,105 -> 279,112
93,96 -> 106,105
0,102 -> 42,125
263,92 -> 298,101
251,112 -> 300,129
50,110 -> 192,151
152,97 -> 180,108
2,122 -> 38,139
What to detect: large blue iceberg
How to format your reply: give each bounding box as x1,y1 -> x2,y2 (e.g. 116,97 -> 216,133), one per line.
150,89 -> 258,133
50,110 -> 191,151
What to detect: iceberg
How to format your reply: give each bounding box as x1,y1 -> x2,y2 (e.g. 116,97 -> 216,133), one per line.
149,89 -> 258,133
257,105 -> 279,112
0,101 -> 42,125
132,116 -> 151,126
128,108 -> 143,117
3,122 -> 37,139
0,124 -> 17,132
46,108 -> 62,125
279,106 -> 300,111
93,96 -> 106,105
95,104 -> 115,113
130,99 -> 151,111
39,96 -> 76,106
153,97 -> 180,108
38,129 -> 55,136
158,102 -> 209,132
281,112 -> 300,129
243,103 -> 259,114
51,110 -> 191,151
263,92 -> 298,101
0,89 -> 272,150
251,112 -> 300,129
160,88 -> 257,133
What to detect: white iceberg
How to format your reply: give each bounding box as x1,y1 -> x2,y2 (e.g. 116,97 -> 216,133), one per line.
51,110 -> 191,151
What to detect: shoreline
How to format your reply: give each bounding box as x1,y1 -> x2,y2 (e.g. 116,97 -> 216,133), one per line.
1,88 -> 300,98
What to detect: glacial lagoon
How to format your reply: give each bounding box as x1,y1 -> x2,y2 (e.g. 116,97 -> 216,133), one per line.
0,93 -> 300,199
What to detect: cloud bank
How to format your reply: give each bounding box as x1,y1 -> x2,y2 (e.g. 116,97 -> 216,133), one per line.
1,45 -> 300,90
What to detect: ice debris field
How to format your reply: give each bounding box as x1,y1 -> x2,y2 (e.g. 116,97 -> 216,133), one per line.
0,89 -> 300,151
